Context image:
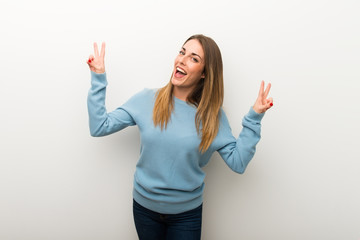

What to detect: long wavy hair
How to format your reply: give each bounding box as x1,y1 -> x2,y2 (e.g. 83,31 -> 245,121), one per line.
152,34 -> 224,153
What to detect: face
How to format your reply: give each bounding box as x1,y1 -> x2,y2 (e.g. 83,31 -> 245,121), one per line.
171,39 -> 205,91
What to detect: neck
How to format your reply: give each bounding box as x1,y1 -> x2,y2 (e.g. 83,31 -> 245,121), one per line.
172,86 -> 193,101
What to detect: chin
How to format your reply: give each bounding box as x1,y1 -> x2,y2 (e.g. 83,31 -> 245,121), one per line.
171,76 -> 186,87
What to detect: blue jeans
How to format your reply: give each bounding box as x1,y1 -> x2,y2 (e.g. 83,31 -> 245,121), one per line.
133,199 -> 202,240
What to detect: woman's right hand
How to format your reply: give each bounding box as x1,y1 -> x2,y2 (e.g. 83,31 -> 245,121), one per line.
87,42 -> 106,74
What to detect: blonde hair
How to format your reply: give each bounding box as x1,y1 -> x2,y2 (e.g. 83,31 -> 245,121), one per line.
152,34 -> 224,153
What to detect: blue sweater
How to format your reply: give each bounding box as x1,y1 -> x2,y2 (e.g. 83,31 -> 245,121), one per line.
87,71 -> 265,214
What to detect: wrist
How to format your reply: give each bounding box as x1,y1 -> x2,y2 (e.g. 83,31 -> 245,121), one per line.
248,107 -> 265,121
252,106 -> 263,114
92,69 -> 106,74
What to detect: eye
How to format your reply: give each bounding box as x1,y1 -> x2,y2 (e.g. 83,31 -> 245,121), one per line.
192,57 -> 199,63
179,50 -> 185,55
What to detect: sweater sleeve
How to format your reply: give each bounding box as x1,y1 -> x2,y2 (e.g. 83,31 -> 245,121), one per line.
216,107 -> 265,174
87,71 -> 136,137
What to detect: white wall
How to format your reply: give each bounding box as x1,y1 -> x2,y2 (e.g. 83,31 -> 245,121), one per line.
1,0 -> 359,239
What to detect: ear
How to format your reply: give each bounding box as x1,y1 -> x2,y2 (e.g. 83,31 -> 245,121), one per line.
201,72 -> 205,79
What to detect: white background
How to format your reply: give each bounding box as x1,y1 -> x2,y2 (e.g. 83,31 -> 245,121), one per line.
1,0 -> 359,239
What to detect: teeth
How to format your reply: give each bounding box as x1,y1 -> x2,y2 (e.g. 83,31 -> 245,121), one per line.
176,67 -> 186,74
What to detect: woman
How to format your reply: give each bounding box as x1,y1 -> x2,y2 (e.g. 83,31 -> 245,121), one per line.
86,34 -> 273,240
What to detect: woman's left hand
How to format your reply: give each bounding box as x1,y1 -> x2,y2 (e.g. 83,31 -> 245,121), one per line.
253,80 -> 273,114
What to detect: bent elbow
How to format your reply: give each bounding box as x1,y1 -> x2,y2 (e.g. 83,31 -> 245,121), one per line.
229,152 -> 247,174
90,132 -> 99,137
90,128 -> 104,137
233,167 -> 246,174
90,131 -> 100,137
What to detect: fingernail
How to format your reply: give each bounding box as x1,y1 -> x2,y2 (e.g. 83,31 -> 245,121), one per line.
270,103 -> 273,107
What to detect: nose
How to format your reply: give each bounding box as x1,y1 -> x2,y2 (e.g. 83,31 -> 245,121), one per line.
178,55 -> 186,66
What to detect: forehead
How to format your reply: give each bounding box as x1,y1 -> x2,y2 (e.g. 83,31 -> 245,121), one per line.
182,39 -> 204,58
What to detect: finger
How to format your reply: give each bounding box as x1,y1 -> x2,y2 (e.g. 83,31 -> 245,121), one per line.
87,58 -> 93,66
266,97 -> 273,103
258,80 -> 264,97
100,42 -> 105,58
87,55 -> 94,63
267,97 -> 274,108
94,42 -> 99,57
264,83 -> 271,98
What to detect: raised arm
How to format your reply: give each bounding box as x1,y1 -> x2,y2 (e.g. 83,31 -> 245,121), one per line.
86,42 -> 136,137
217,81 -> 273,173
217,108 -> 264,174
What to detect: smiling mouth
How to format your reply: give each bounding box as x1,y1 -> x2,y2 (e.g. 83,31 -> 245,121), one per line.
175,67 -> 187,78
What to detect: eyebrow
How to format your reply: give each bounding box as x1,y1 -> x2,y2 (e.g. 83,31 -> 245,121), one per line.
182,47 -> 203,60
